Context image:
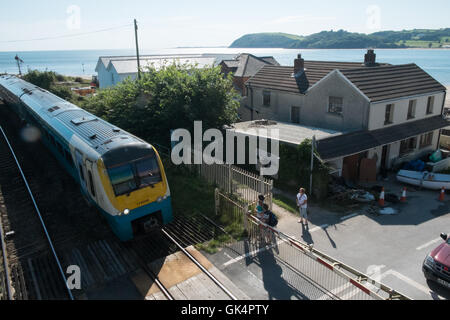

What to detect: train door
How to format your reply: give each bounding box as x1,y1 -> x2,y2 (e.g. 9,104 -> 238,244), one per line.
85,159 -> 97,201
75,150 -> 88,196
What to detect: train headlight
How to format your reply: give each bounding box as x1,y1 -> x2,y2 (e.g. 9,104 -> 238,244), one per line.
163,195 -> 168,200
157,197 -> 163,203
123,209 -> 130,216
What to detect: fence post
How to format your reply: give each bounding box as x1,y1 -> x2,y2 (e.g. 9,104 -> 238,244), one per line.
243,205 -> 249,232
215,188 -> 220,216
228,164 -> 232,194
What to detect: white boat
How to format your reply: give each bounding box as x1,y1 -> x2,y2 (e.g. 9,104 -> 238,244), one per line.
396,170 -> 450,190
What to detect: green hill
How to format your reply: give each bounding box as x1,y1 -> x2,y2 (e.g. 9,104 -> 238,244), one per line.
230,29 -> 450,49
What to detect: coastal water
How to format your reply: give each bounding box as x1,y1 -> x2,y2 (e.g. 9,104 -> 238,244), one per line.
1,48 -> 450,84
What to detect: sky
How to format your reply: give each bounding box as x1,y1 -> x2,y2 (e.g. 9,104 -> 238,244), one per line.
0,0 -> 449,52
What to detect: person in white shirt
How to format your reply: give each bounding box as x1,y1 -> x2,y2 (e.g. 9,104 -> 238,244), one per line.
296,188 -> 308,225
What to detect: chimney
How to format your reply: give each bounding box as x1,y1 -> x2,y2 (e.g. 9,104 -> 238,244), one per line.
294,54 -> 305,74
364,49 -> 376,67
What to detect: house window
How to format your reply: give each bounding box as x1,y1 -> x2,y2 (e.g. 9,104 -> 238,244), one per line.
263,91 -> 271,107
420,132 -> 434,148
426,96 -> 435,114
407,100 -> 416,120
385,104 -> 394,125
328,97 -> 343,115
399,137 -> 417,156
291,106 -> 300,124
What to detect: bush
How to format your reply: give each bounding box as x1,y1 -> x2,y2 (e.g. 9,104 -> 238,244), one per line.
49,85 -> 74,101
23,70 -> 56,90
276,140 -> 330,199
74,77 -> 83,83
82,64 -> 240,146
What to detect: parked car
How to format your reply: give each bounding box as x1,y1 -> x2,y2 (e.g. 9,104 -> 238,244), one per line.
422,233 -> 450,289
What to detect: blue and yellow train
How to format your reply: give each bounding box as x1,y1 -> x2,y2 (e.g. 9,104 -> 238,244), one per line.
0,75 -> 173,241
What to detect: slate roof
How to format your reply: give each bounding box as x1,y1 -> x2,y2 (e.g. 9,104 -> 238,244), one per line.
246,61 -> 445,102
340,64 -> 447,102
221,54 -> 280,78
316,115 -> 450,160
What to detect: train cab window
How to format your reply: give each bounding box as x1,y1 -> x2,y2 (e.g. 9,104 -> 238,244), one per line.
135,157 -> 162,187
79,165 -> 85,181
107,164 -> 137,196
88,171 -> 96,197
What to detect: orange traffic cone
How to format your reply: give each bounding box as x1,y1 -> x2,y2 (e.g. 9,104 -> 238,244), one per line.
379,187 -> 385,207
439,187 -> 445,201
400,187 -> 407,202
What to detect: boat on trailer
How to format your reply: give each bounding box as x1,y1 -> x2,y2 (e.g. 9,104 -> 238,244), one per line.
396,170 -> 450,190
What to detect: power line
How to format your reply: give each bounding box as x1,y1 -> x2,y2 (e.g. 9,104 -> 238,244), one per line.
0,24 -> 133,43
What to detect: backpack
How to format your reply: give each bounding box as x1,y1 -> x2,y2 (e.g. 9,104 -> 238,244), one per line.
268,211 -> 278,227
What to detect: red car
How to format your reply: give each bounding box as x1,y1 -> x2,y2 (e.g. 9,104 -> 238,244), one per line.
423,233 -> 450,289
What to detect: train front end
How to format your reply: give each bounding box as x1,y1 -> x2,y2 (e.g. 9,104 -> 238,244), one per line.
98,142 -> 173,241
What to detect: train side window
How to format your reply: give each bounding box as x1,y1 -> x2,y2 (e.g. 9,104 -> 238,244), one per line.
88,171 -> 96,197
79,165 -> 85,181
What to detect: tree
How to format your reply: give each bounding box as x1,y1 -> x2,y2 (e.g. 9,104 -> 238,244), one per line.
82,64 -> 240,146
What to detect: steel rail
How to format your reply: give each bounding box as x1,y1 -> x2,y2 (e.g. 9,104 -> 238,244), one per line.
0,126 -> 74,300
0,213 -> 13,300
126,245 -> 174,300
161,228 -> 238,301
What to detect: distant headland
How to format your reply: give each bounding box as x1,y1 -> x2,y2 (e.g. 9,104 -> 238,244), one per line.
230,29 -> 450,49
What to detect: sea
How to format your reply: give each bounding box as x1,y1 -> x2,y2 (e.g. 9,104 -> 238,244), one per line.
1,48 -> 450,85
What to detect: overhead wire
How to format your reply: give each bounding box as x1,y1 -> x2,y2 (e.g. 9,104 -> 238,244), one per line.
0,24 -> 133,43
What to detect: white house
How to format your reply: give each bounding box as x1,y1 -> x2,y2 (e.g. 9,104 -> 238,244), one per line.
237,50 -> 448,180
95,54 -> 236,88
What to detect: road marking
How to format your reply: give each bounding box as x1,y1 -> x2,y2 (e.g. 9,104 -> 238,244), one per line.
340,213 -> 358,221
223,239 -> 287,267
416,238 -> 442,251
380,269 -> 444,300
309,224 -> 329,233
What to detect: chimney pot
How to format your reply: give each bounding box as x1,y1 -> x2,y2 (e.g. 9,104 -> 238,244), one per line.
294,54 -> 305,74
364,49 -> 376,67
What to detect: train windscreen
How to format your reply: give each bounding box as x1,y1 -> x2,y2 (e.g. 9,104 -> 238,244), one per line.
107,155 -> 162,196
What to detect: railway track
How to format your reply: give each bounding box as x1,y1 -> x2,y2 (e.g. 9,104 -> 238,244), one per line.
0,126 -> 72,300
0,103 -> 237,300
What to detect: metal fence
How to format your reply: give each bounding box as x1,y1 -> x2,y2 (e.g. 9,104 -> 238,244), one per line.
155,143 -> 273,207
242,213 -> 410,300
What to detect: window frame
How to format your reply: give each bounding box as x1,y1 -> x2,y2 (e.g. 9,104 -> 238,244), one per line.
385,104 -> 394,125
291,106 -> 300,124
88,171 -> 96,197
426,96 -> 435,115
263,91 -> 271,107
399,137 -> 417,157
407,100 -> 416,120
328,96 -> 343,116
419,132 -> 434,148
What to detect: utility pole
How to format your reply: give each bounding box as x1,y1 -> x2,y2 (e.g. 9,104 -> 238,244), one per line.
15,55 -> 23,76
134,19 -> 141,80
310,135 -> 316,196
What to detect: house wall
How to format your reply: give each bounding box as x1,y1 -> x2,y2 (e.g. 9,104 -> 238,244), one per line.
368,92 -> 445,130
303,71 -> 370,131
97,63 -> 113,89
248,71 -> 370,132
